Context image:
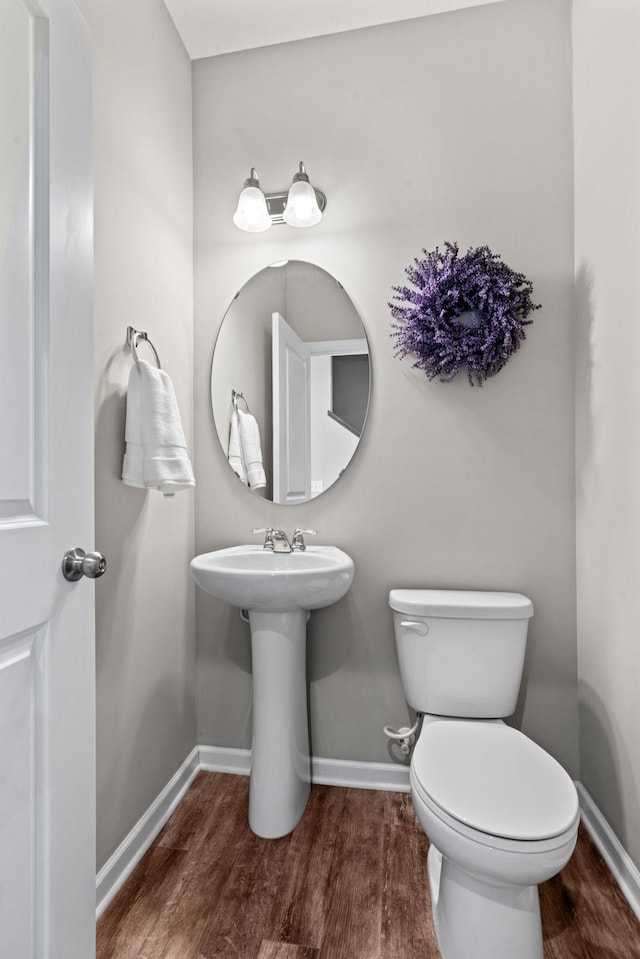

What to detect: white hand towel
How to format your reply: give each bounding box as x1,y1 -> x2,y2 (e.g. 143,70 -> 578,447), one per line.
237,408 -> 267,489
122,359 -> 195,493
228,410 -> 247,485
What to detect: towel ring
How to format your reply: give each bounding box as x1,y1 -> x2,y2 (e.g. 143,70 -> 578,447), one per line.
127,325 -> 161,370
232,389 -> 250,413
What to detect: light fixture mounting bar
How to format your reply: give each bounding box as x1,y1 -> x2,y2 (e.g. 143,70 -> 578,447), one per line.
264,189 -> 327,225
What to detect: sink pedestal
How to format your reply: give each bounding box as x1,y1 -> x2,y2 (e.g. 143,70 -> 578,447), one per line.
248,609 -> 311,838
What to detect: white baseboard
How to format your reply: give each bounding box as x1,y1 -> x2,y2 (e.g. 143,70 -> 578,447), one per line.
198,744 -> 411,792
577,782 -> 640,921
312,755 -> 410,792
198,743 -> 251,776
95,746 -> 200,919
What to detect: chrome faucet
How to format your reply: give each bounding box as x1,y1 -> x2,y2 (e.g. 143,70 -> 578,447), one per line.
291,528 -> 317,551
271,529 -> 293,552
252,527 -> 292,552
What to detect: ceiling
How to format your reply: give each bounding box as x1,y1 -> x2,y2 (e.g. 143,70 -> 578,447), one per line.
162,0 -> 507,61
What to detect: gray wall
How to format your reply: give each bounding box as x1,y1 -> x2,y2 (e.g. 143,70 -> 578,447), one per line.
77,0 -> 197,871
193,0 -> 579,775
574,0 -> 640,868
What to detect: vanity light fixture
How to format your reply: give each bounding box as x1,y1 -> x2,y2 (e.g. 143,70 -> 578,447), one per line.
232,168 -> 272,233
283,162 -> 324,228
233,162 -> 326,232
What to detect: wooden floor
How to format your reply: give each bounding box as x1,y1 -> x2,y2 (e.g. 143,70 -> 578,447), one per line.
97,772 -> 640,959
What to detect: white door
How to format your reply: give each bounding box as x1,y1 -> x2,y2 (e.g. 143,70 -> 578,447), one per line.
0,1 -> 95,957
272,312 -> 311,505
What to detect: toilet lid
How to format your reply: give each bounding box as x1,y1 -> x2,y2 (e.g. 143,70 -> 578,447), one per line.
412,721 -> 579,841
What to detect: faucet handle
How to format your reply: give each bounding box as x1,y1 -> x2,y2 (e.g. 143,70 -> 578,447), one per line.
291,528 -> 317,551
252,527 -> 274,550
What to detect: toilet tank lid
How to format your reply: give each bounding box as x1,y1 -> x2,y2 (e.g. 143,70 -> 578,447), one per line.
388,589 -> 533,619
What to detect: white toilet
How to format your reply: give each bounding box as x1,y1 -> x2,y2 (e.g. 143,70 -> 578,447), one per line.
389,588 -> 579,959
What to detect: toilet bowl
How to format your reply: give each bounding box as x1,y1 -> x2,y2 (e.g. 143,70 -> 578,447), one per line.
389,588 -> 579,959
411,717 -> 578,959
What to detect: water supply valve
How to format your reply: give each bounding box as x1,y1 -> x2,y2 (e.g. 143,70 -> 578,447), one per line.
397,727 -> 414,756
383,714 -> 422,756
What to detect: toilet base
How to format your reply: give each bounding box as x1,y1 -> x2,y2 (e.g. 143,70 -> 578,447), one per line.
427,845 -> 543,959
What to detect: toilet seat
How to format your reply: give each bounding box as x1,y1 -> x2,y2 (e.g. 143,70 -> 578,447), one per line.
411,771 -> 578,858
411,720 -> 579,844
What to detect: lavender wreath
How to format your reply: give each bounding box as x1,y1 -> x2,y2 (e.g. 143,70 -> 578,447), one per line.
390,242 -> 541,386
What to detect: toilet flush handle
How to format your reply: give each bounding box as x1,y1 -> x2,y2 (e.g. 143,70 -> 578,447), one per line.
400,620 -> 429,635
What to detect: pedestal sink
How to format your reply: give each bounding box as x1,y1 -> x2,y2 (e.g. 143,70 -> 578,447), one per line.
190,545 -> 354,838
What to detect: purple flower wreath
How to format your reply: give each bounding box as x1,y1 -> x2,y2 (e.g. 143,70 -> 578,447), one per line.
390,242 -> 541,386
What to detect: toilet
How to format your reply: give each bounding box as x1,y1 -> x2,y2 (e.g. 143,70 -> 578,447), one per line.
389,588 -> 579,959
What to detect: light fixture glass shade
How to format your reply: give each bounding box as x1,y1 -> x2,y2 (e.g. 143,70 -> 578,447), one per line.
283,163 -> 323,228
233,170 -> 272,232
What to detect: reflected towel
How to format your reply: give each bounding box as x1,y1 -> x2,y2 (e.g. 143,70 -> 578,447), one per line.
237,408 -> 267,489
122,359 -> 195,493
228,409 -> 247,485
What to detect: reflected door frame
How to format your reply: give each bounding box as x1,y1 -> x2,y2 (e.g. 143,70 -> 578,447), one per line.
272,312 -> 311,505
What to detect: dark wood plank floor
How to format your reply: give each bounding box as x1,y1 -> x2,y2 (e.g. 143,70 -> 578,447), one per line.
97,772 -> 640,959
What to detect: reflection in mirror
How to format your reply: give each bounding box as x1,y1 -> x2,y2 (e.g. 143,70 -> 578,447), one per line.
211,261 -> 370,504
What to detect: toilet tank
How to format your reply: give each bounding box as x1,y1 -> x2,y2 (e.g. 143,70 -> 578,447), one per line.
389,589 -> 533,718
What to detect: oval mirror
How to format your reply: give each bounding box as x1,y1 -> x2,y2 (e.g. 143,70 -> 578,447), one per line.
211,261 -> 370,504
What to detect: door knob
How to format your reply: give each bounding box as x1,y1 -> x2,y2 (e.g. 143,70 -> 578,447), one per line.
62,547 -> 107,582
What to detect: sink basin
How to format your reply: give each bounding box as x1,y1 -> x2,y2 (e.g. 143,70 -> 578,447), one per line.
190,545 -> 354,612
